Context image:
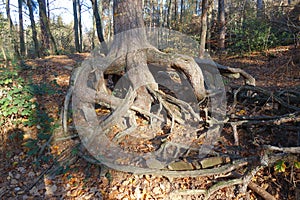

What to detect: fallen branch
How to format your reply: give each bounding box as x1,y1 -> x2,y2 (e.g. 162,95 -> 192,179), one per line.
232,85 -> 300,111
263,145 -> 300,154
229,111 -> 300,126
169,178 -> 243,200
248,181 -> 276,200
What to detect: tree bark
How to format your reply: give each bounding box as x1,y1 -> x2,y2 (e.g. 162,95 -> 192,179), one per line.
199,0 -> 208,58
18,0 -> 25,57
159,0 -> 164,28
180,0 -> 184,24
73,0 -> 80,52
78,0 -> 83,52
207,0 -> 213,51
111,0 -> 155,111
218,0 -> 226,51
37,0 -> 58,55
91,0 -> 107,54
167,0 -> 172,28
6,0 -> 20,58
37,0 -> 50,55
195,0 -> 199,14
27,0 -> 40,58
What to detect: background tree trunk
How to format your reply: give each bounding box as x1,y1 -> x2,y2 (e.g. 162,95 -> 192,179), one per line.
167,0 -> 172,28
218,0 -> 226,51
207,0 -> 214,51
199,0 -> 208,58
38,0 -> 49,54
73,0 -> 80,52
91,0 -> 107,53
257,0 -> 263,18
174,0 -> 178,27
37,0 -> 58,55
27,0 -> 40,58
18,0 -> 25,57
6,0 -> 20,58
180,0 -> 184,24
46,0 -> 50,19
159,0 -> 164,28
78,0 -> 83,52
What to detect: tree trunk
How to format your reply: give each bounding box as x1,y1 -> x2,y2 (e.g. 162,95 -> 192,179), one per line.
27,0 -> 40,58
71,0 -> 207,172
78,0 -> 83,52
257,0 -> 263,18
167,0 -> 172,28
91,0 -> 107,54
18,0 -> 25,57
6,0 -> 20,58
207,0 -> 213,51
195,0 -> 199,14
38,0 -> 50,55
199,0 -> 208,58
180,0 -> 184,24
46,0 -> 50,19
110,0 -> 155,111
159,0 -> 164,28
91,16 -> 96,49
218,0 -> 226,51
37,0 -> 58,55
149,0 -> 154,28
73,0 -> 80,52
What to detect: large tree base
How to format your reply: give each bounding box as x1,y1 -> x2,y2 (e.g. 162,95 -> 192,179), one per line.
64,45 -> 230,172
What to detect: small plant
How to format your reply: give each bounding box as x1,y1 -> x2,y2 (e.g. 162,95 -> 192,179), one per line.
228,18 -> 278,53
274,160 -> 300,173
0,68 -> 36,126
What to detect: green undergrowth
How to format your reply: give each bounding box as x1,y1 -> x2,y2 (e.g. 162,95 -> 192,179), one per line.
0,64 -> 61,165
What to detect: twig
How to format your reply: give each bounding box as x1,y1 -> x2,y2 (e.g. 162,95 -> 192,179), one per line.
38,133 -> 54,156
233,85 -> 300,111
229,111 -> 300,126
168,178 -> 244,200
263,145 -> 300,154
248,181 -> 276,200
54,134 -> 78,142
232,124 -> 239,145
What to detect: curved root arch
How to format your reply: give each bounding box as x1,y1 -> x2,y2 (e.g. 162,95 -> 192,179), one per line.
71,28 -> 226,173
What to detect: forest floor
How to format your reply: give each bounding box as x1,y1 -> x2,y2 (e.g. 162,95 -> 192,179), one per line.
0,46 -> 299,200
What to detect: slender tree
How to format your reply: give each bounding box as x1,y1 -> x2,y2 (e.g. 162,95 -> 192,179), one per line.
167,0 -> 172,28
73,0 -> 80,52
91,0 -> 107,53
195,0 -> 199,14
18,0 -> 26,56
206,0 -> 213,51
37,0 -> 58,55
174,0 -> 178,25
26,0 -> 40,58
78,0 -> 83,52
180,0 -> 184,24
159,0 -> 164,28
38,0 -> 50,54
6,0 -> 20,58
257,0 -> 263,18
218,0 -> 226,51
199,0 -> 208,58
